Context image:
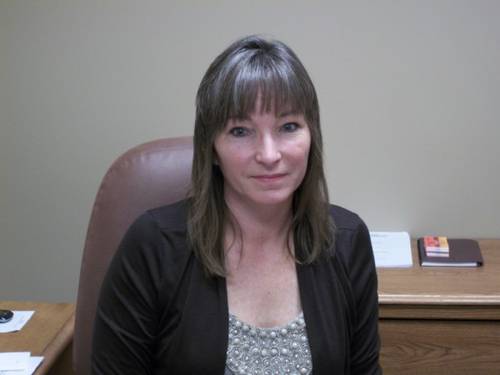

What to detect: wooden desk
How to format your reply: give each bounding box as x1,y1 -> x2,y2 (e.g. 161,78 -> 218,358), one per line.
377,239 -> 500,374
0,301 -> 75,375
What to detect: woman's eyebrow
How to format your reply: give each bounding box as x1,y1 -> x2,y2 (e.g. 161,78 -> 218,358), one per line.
225,115 -> 251,126
278,110 -> 300,118
230,115 -> 251,122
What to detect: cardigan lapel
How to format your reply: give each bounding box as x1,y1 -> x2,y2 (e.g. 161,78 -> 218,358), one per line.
297,259 -> 349,374
168,257 -> 229,374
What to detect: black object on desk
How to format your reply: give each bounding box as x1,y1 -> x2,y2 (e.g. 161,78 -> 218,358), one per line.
0,309 -> 14,323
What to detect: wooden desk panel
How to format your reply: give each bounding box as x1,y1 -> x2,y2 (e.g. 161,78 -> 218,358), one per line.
377,239 -> 500,374
0,301 -> 74,375
380,319 -> 500,375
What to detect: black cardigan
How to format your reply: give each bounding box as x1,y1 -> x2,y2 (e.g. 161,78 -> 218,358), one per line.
91,200 -> 381,374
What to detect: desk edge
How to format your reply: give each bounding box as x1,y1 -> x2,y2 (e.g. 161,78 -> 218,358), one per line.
34,313 -> 75,375
379,294 -> 500,305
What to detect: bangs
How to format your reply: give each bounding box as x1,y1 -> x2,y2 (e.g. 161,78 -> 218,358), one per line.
221,53 -> 311,122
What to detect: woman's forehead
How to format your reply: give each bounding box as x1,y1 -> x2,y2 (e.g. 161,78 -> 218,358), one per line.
230,93 -> 303,120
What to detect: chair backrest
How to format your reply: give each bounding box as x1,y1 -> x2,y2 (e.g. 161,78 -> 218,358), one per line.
73,137 -> 193,375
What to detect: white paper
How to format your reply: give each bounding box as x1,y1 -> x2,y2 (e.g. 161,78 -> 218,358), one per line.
0,311 -> 34,333
0,352 -> 30,371
25,356 -> 44,375
370,231 -> 413,268
0,353 -> 43,375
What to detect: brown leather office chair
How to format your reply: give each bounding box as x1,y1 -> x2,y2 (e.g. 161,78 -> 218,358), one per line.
74,137 -> 193,375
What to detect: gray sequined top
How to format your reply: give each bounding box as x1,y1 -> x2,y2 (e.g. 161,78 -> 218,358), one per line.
225,313 -> 312,375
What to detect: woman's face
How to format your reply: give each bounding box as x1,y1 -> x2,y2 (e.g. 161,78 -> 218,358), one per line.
214,101 -> 311,210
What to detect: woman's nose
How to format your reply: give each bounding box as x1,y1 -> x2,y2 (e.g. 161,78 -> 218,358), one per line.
255,136 -> 282,165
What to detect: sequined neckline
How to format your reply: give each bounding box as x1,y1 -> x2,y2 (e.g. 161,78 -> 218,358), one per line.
226,312 -> 312,375
228,312 -> 305,331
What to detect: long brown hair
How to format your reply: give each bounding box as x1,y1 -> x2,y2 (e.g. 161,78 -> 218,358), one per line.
188,35 -> 335,276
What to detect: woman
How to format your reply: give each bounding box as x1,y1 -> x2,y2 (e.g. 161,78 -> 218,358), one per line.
92,35 -> 381,374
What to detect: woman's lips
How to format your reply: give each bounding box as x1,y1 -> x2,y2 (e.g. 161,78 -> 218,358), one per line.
252,173 -> 287,182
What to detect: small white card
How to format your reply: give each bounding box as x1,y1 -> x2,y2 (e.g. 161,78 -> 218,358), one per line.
0,311 -> 34,333
370,231 -> 413,268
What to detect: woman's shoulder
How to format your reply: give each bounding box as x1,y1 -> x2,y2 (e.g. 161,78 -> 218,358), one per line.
122,199 -> 189,244
116,199 -> 191,268
146,198 -> 189,232
328,204 -> 367,232
327,204 -> 373,268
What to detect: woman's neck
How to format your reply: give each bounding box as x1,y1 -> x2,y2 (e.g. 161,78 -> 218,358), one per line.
224,196 -> 293,252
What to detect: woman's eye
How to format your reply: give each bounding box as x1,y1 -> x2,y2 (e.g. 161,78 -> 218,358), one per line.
229,127 -> 249,137
281,122 -> 299,132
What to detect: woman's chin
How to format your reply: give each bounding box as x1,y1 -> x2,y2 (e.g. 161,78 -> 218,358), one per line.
247,192 -> 294,208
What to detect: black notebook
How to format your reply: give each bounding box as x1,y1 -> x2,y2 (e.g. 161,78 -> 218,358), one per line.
417,237 -> 483,267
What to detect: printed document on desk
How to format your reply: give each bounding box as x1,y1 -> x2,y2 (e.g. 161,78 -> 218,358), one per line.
370,231 -> 413,268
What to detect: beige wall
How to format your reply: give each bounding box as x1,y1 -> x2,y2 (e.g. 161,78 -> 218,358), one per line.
1,0 -> 499,302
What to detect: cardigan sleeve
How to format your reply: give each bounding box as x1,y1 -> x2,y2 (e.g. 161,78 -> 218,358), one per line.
348,217 -> 382,374
91,212 -> 167,375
